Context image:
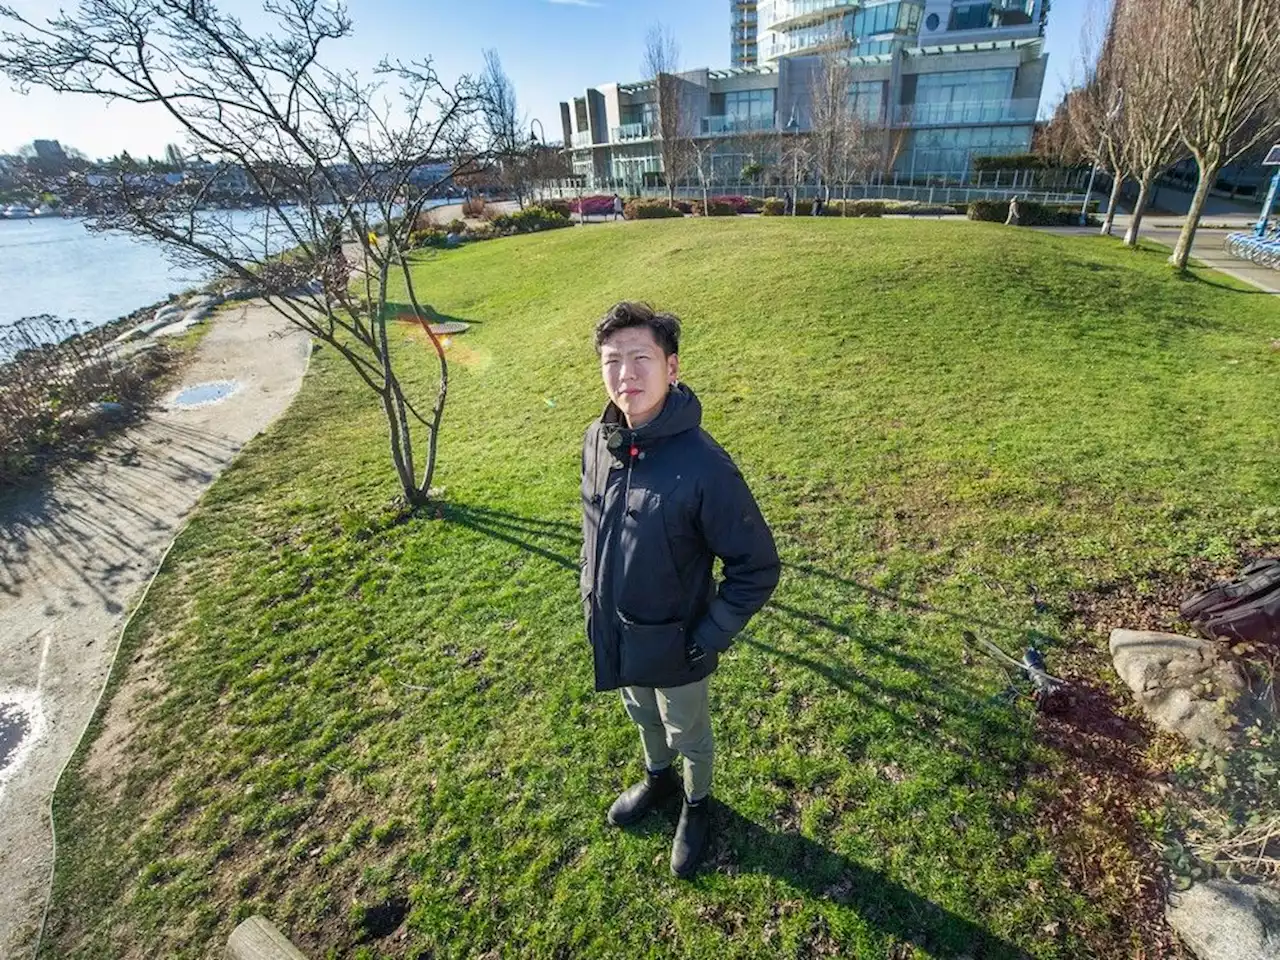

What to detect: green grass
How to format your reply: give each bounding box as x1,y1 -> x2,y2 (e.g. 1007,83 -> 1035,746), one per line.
42,219 -> 1279,959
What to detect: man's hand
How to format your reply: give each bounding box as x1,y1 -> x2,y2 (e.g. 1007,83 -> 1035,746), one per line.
685,641 -> 706,666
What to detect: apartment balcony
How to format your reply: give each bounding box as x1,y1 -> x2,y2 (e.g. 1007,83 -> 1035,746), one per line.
611,121 -> 654,142
699,114 -> 777,136
894,98 -> 1039,127
571,131 -> 593,148
759,0 -> 860,34
760,29 -> 849,60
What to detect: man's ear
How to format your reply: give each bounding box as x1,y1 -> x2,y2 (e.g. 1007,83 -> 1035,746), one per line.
668,353 -> 680,384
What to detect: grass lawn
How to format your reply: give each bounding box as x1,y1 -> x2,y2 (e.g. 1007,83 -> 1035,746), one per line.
42,218 -> 1279,959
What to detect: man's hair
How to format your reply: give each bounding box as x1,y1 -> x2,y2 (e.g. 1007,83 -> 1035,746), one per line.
593,301 -> 681,357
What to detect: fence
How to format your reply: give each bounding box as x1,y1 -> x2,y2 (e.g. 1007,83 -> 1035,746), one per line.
533,181 -> 1085,207
532,167 -> 1090,205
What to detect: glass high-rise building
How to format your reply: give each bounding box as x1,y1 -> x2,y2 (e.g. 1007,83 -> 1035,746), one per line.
562,0 -> 1052,187
732,0 -> 759,68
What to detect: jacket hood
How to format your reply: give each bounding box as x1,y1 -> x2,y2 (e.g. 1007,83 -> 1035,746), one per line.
601,383 -> 701,455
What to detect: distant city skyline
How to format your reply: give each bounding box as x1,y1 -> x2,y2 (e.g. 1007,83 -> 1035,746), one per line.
0,0 -> 1102,159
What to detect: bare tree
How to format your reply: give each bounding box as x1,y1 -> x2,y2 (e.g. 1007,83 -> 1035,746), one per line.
0,0 -> 492,507
480,48 -> 529,207
1166,0 -> 1280,271
642,23 -> 692,205
1111,0 -> 1184,246
1068,2 -> 1130,237
808,54 -> 854,207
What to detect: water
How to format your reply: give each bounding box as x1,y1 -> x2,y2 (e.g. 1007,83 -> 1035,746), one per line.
0,200 -> 445,334
0,701 -> 31,772
171,381 -> 239,408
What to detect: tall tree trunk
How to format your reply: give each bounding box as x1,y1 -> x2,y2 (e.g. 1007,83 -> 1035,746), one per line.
1100,173 -> 1124,236
1170,161 -> 1220,272
1124,176 -> 1153,247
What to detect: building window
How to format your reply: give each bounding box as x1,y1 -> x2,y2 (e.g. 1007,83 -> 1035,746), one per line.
949,2 -> 992,31
849,81 -> 885,123
620,102 -> 658,127
925,12 -> 940,30
901,124 -> 1032,175
850,2 -> 923,39
915,68 -> 1015,107
724,88 -> 776,122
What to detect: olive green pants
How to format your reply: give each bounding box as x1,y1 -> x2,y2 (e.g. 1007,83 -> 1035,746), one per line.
620,676 -> 713,802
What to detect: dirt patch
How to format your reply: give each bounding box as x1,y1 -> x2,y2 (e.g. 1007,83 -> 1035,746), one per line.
82,643 -> 165,805
1064,547 -> 1273,640
1035,641 -> 1184,958
1036,550 -> 1274,959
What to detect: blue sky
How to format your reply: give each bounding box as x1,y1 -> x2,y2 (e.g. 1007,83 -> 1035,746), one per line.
1,0 -> 1099,159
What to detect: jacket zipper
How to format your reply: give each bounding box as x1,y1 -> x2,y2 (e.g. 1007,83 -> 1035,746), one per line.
609,450 -> 635,681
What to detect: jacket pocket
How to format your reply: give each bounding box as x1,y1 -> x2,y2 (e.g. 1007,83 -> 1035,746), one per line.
617,612 -> 687,688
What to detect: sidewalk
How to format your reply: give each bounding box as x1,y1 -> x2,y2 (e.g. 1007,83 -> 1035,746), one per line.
1040,219 -> 1278,296
0,302 -> 311,955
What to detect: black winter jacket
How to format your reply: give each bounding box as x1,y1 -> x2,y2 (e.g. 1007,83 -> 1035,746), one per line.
580,384 -> 780,691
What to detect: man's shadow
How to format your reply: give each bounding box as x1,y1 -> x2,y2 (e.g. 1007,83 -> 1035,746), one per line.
624,800 -> 1028,959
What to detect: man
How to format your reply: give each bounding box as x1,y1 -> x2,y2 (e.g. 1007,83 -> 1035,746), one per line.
612,193 -> 624,221
1005,195 -> 1021,227
580,301 -> 780,878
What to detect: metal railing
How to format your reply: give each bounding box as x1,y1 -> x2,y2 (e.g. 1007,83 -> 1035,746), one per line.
611,121 -> 654,142
700,114 -> 777,136
571,131 -> 593,148
532,179 -> 1087,207
760,29 -> 849,60
759,0 -> 859,32
894,98 -> 1039,126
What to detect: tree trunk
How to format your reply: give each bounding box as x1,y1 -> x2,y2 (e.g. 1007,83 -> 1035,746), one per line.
1100,173 -> 1124,236
1124,176 -> 1153,247
1170,162 -> 1219,272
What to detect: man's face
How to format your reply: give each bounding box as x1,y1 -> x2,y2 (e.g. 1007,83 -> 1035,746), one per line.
600,326 -> 679,429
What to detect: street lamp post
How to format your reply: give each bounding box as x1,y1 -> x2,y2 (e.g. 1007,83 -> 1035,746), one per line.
1080,90 -> 1124,227
786,108 -> 800,217
529,119 -> 546,203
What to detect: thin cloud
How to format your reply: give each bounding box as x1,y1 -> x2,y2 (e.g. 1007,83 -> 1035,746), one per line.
546,0 -> 602,7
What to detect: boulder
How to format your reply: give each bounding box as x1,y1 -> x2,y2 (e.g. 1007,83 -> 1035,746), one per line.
1168,879 -> 1280,960
1109,629 -> 1245,749
154,307 -> 210,338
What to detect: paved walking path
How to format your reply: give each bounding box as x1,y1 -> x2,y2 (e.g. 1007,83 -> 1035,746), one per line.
1041,218 -> 1279,295
0,301 -> 310,956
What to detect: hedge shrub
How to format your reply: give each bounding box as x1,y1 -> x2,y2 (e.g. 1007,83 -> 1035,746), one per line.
710,195 -> 754,214
624,200 -> 683,220
972,154 -> 1046,172
692,199 -> 739,217
567,195 -> 618,217
823,199 -> 886,218
967,200 -> 1097,226
489,205 -> 573,235
880,201 -> 956,217
539,199 -> 572,218
762,198 -> 785,216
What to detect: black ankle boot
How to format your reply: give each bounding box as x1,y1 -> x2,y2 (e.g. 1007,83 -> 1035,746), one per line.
670,794 -> 711,878
607,767 -> 677,827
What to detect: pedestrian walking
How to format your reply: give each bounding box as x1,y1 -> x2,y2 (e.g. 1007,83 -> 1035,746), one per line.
580,302 -> 780,879
783,190 -> 793,216
612,193 -> 624,221
1005,195 -> 1021,226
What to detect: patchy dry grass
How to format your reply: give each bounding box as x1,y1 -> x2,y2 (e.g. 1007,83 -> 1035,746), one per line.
41,218 -> 1280,959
